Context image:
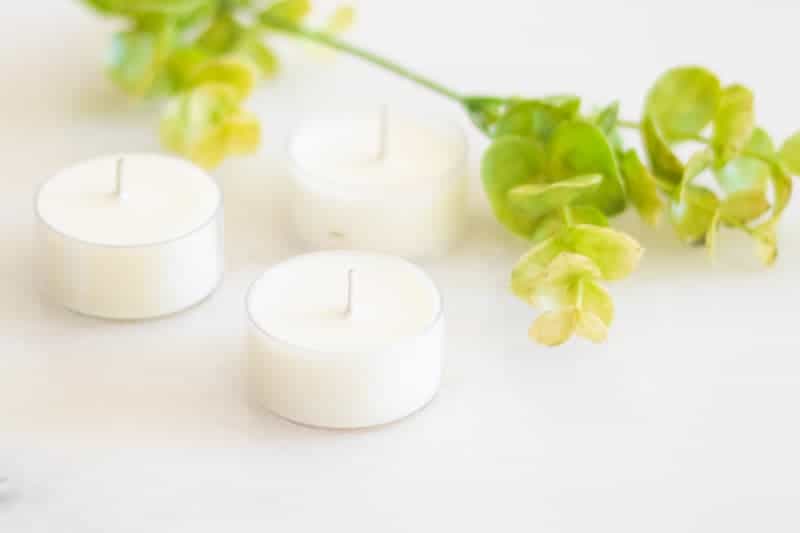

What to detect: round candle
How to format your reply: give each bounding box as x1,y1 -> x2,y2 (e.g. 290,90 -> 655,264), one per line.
247,251 -> 444,429
287,109 -> 467,258
35,153 -> 223,319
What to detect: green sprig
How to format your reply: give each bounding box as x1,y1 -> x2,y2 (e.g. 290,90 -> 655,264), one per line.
84,2 -> 800,346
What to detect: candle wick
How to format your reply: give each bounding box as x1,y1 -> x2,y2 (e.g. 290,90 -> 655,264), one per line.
114,157 -> 126,201
376,105 -> 388,162
345,268 -> 356,319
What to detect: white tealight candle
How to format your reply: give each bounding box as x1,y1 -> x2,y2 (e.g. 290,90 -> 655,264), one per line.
35,153 -> 223,319
247,251 -> 444,429
288,109 -> 468,258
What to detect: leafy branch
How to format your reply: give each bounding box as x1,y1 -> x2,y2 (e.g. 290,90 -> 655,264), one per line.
84,0 -> 800,346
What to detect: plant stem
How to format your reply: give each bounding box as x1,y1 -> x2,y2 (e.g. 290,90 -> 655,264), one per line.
261,15 -> 464,103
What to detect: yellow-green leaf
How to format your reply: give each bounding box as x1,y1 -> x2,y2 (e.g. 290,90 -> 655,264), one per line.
669,185 -> 720,244
190,57 -> 256,100
575,311 -> 608,343
261,0 -> 311,23
712,84 -> 755,163
579,279 -> 614,325
619,149 -> 664,226
779,131 -> 800,176
326,5 -> 355,33
481,136 -> 548,237
642,114 -> 684,185
197,12 -> 241,53
562,225 -> 643,280
549,120 -> 627,215
511,237 -> 563,300
160,83 -> 250,168
719,189 -> 770,225
529,308 -> 578,346
223,110 -> 261,155
543,252 -> 602,286
678,148 -> 714,202
715,127 -> 773,194
645,66 -> 721,141
508,174 -> 602,220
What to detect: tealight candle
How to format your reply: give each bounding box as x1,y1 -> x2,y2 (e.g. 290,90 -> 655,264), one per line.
247,251 -> 443,428
35,153 -> 223,319
287,109 -> 468,258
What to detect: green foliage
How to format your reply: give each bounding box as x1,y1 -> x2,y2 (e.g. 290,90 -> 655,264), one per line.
780,131 -> 800,176
646,66 -> 721,141
86,0 -> 344,168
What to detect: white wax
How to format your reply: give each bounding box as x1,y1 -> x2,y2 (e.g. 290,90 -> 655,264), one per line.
35,154 -> 224,319
288,110 -> 467,258
247,251 -> 444,428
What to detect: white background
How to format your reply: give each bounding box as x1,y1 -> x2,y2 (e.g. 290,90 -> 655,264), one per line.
3,1 -> 800,531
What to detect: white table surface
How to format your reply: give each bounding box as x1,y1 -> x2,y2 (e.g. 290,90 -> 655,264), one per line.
3,1 -> 800,531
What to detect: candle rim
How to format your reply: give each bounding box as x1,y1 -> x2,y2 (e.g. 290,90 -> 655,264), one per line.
34,153 -> 223,249
245,250 -> 445,357
286,109 -> 468,196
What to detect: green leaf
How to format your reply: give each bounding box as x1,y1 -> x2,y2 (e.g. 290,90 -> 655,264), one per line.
548,121 -> 627,215
715,127 -> 773,194
85,0 -> 211,15
529,308 -> 578,346
542,95 -> 581,117
491,100 -> 573,143
715,157 -> 770,195
719,189 -> 770,225
326,5 -> 356,33
669,185 -> 720,244
197,12 -> 242,53
779,131 -> 800,176
642,114 -> 684,184
575,310 -> 607,343
190,57 -> 257,100
223,110 -> 261,155
678,148 -> 714,201
645,66 -> 721,141
562,224 -> 643,280
760,165 -> 793,228
261,0 -> 311,23
530,214 -> 565,244
543,252 -> 602,286
751,223 -> 778,266
579,279 -> 613,325
107,20 -> 176,96
619,149 -> 664,226
508,174 -> 602,220
167,46 -> 209,88
528,206 -> 609,244
161,83 -> 258,168
463,97 -> 507,134
592,101 -> 619,135
570,206 -> 610,227
712,84 -> 755,163
481,136 -> 548,237
511,237 -> 563,300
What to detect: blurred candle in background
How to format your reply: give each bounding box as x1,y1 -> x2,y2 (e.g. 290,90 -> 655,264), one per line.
287,108 -> 468,258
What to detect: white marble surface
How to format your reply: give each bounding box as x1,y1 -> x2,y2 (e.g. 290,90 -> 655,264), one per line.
2,1 -> 800,531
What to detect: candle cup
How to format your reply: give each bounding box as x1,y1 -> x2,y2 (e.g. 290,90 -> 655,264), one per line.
287,109 -> 468,259
247,251 -> 444,429
35,154 -> 224,320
